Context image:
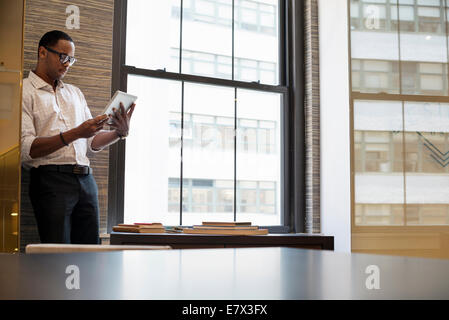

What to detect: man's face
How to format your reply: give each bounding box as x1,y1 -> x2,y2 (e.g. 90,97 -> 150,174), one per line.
39,39 -> 75,81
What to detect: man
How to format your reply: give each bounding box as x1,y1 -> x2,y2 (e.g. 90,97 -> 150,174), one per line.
21,30 -> 135,244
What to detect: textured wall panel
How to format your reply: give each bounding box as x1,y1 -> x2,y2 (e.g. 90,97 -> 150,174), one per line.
304,0 -> 320,233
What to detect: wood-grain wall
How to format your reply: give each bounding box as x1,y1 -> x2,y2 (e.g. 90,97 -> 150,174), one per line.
304,0 -> 320,233
20,0 -> 114,251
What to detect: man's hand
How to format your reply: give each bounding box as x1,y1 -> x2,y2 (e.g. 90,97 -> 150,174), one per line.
109,102 -> 136,138
76,114 -> 109,138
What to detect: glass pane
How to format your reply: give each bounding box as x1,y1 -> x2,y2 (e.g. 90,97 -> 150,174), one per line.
354,100 -> 405,226
126,0 -> 180,72
361,3 -> 387,30
417,0 -> 440,6
356,204 -> 404,226
404,102 -> 449,225
391,6 -> 414,21
399,1 -> 447,95
124,76 -> 182,225
216,186 -> 234,213
236,89 -> 281,225
182,0 -> 233,79
234,0 -> 279,85
182,83 -> 235,225
350,0 -> 400,93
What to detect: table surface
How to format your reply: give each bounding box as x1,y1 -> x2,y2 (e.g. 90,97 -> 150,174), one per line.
1,247 -> 449,299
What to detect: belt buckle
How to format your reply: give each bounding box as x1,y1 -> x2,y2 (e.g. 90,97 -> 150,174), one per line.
73,165 -> 87,175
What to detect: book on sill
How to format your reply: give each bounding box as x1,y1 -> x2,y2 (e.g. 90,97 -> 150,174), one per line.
183,228 -> 268,236
201,221 -> 252,227
193,225 -> 259,230
125,223 -> 163,228
113,224 -> 165,233
165,226 -> 184,233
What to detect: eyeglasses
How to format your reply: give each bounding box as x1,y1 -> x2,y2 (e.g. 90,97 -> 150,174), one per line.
44,46 -> 77,66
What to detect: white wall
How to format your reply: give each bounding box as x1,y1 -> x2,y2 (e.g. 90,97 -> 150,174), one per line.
319,0 -> 351,253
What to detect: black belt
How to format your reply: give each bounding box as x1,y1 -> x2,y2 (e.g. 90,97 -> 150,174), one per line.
36,164 -> 92,175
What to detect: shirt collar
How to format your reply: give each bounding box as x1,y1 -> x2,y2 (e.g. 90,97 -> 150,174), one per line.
28,70 -> 65,90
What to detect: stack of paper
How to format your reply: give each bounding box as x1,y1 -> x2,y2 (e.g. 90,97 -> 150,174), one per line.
183,221 -> 268,235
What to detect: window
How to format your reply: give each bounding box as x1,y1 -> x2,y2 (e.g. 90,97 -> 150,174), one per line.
351,0 -> 446,35
111,0 -> 291,228
351,0 -> 449,227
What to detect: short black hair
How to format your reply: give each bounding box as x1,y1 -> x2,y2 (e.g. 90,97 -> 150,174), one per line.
37,30 -> 73,58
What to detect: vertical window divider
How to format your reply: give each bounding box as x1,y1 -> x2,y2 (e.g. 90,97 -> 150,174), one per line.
444,0 -> 449,223
396,0 -> 408,227
180,81 -> 185,226
233,0 -> 237,222
179,0 -> 184,75
180,0 -> 184,226
234,88 -> 237,222
444,0 -> 449,96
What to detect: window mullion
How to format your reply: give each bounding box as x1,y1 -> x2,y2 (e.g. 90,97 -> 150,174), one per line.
234,87 -> 238,222
180,81 -> 185,225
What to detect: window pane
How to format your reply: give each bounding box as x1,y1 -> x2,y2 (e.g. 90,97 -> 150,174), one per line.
418,7 -> 440,18
404,102 -> 449,226
182,0 -> 233,79
417,0 -> 440,6
364,60 -> 389,72
350,0 -> 399,94
126,0 -> 180,72
234,0 -> 279,85
420,75 -> 443,91
391,6 -> 414,21
182,83 -> 235,225
236,89 -> 281,225
124,76 -> 182,225
216,186 -> 234,212
420,63 -> 443,74
399,1 -> 447,95
356,204 -> 404,226
354,100 -> 405,226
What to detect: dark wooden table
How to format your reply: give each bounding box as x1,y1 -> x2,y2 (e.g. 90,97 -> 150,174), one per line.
110,232 -> 334,250
1,247 -> 449,299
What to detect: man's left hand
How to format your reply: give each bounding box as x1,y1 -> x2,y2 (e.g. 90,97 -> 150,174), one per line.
109,102 -> 136,139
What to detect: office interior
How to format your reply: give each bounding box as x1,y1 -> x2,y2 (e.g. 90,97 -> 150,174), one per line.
1,0 -> 449,262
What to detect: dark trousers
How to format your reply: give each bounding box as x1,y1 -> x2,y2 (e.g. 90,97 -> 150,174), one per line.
29,166 -> 100,244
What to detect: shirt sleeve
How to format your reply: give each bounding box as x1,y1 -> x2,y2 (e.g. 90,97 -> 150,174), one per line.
21,90 -> 36,162
79,89 -> 104,153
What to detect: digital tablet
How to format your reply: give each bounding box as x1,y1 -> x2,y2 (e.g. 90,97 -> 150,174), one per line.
102,90 -> 138,123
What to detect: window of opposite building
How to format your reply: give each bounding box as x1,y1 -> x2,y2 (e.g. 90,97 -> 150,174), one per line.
110,0 -> 292,228
350,0 -> 449,227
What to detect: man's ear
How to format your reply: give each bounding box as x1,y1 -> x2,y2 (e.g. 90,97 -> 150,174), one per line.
38,46 -> 47,60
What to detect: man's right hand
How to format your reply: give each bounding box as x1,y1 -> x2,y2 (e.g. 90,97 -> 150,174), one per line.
76,114 -> 109,138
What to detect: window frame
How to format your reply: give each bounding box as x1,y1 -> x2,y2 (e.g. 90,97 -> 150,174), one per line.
107,0 -> 305,233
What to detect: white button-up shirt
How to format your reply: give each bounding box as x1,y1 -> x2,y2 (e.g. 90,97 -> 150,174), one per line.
21,70 -> 103,169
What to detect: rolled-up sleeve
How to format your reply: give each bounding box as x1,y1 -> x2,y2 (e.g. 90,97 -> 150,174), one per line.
21,92 -> 36,162
79,90 -> 104,153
